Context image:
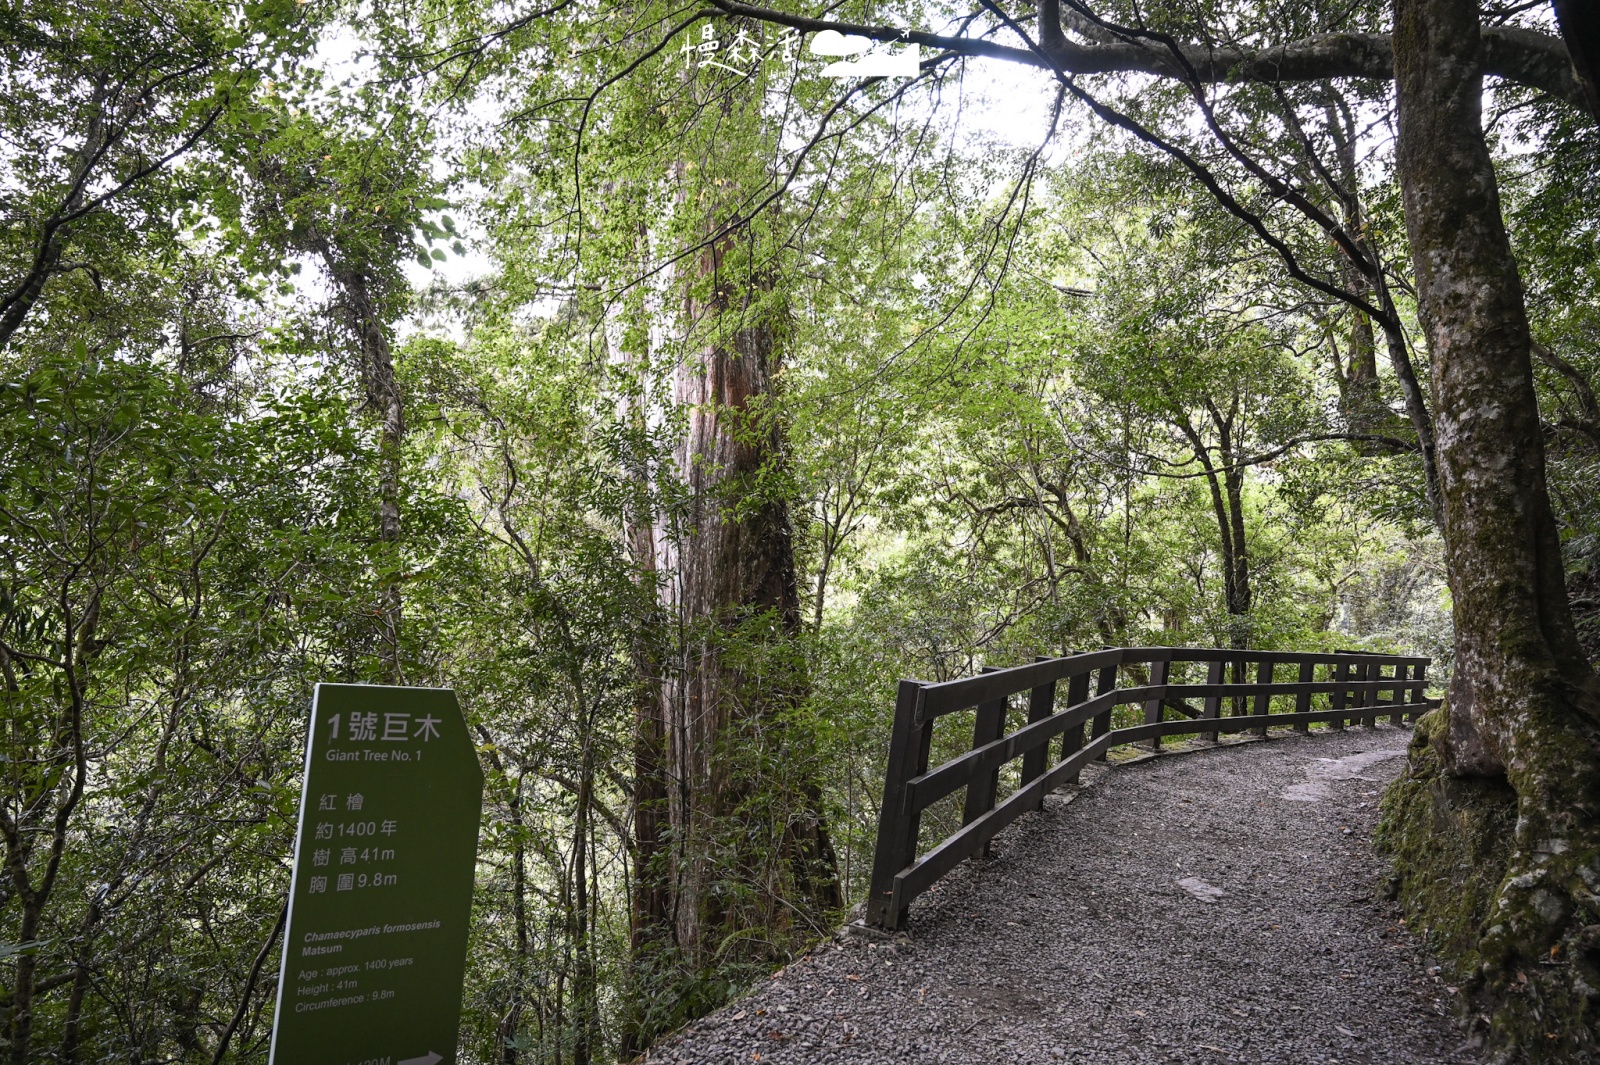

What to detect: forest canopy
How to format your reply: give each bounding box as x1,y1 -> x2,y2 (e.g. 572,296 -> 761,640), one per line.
2,0 -> 1597,1062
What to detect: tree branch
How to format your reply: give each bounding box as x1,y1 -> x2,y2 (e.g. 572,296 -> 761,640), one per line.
702,0 -> 1589,112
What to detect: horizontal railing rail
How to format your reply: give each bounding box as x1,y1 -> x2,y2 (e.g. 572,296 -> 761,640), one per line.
865,646 -> 1437,929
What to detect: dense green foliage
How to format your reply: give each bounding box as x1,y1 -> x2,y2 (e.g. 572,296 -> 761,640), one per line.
2,0 -> 1594,1062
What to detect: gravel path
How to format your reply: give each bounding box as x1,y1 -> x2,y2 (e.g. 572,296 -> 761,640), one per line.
643,726 -> 1477,1065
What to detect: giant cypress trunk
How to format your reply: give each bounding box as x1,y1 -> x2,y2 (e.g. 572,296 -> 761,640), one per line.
622,202 -> 839,1035
1380,0 -> 1600,1055
652,227 -> 839,959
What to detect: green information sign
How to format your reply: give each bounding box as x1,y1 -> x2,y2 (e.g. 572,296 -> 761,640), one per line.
270,684 -> 483,1065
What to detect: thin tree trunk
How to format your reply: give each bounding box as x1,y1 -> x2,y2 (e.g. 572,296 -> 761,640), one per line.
1324,102 -> 1442,516
504,777 -> 530,1065
1375,312 -> 1443,523
320,259 -> 406,683
0,85 -> 107,354
570,764 -> 591,1065
625,505 -> 669,953
1385,0 -> 1600,1054
1328,82 -> 1443,522
252,145 -> 409,684
210,901 -> 287,1065
473,732 -> 533,1065
611,286 -> 674,1060
1325,103 -> 1384,425
568,684 -> 599,1065
1219,403 -> 1253,624
1176,413 -> 1251,643
3,599 -> 94,1065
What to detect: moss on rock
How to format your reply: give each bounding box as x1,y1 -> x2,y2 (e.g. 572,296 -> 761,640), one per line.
1378,710 -> 1516,975
1378,708 -> 1600,1063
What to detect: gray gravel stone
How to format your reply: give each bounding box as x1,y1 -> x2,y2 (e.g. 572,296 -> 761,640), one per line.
641,727 -> 1478,1065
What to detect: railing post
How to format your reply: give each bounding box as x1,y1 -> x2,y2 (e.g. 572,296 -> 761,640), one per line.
963,667 -> 1009,856
1021,656 -> 1059,808
1370,661 -> 1386,726
1331,658 -> 1350,729
1358,659 -> 1377,727
1408,661 -> 1428,723
866,680 -> 931,930
1060,665 -> 1091,784
1253,659 -> 1273,737
1091,663 -> 1116,759
1201,657 -> 1223,743
1361,660 -> 1375,725
1388,663 -> 1406,726
1144,656 -> 1171,751
1294,659 -> 1313,733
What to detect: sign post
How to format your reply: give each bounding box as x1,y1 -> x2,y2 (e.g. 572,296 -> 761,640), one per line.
269,684 -> 483,1065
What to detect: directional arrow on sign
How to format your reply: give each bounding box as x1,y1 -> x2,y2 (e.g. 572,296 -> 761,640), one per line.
399,1054 -> 442,1065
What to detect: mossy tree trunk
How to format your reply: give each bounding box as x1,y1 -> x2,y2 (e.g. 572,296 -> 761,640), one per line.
1325,100 -> 1383,429
1383,0 -> 1600,1055
649,226 -> 840,957
620,213 -> 840,1047
321,255 -> 407,684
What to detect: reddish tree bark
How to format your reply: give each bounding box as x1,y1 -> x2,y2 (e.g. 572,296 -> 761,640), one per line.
642,229 -> 838,961
616,214 -> 838,1051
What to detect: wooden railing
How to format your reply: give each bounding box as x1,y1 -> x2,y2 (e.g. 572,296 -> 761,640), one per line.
864,647 -> 1436,930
